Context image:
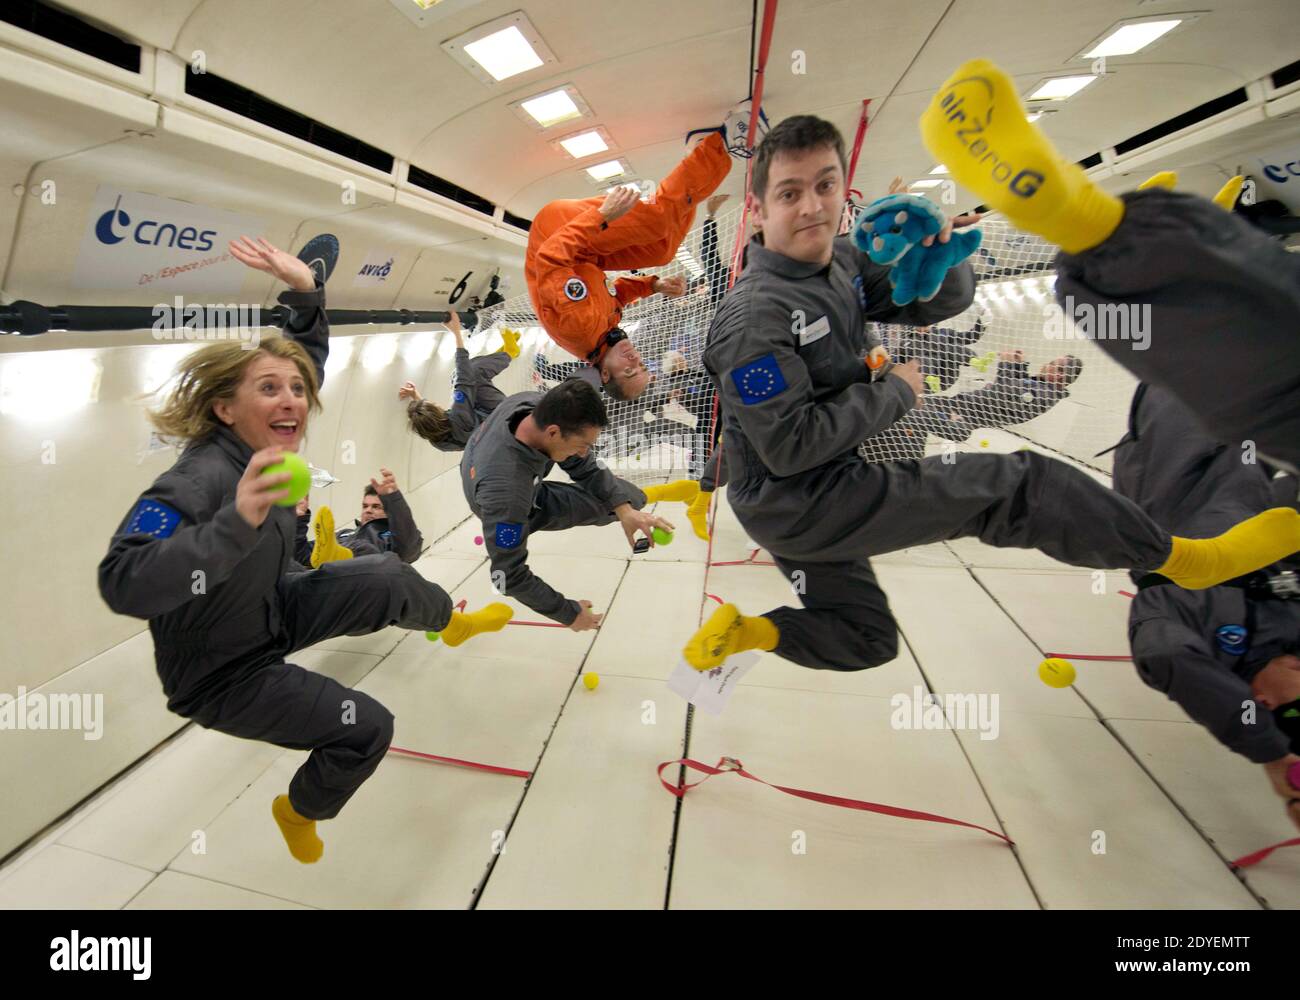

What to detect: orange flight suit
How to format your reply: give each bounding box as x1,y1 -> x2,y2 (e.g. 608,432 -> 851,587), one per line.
525,131 -> 731,363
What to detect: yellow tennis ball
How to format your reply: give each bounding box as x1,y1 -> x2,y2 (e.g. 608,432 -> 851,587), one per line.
265,451 -> 311,506
979,439 -> 989,448
582,672 -> 599,691
1038,658 -> 1076,688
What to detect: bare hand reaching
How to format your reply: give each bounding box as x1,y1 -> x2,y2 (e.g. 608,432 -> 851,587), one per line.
599,185 -> 640,223
228,236 -> 316,292
569,600 -> 603,632
235,447 -> 294,529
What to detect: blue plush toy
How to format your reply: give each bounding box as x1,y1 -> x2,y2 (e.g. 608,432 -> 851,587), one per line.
852,193 -> 982,306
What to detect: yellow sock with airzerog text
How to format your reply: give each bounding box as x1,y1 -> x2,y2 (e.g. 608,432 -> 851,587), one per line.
643,479 -> 700,504
920,58 -> 1124,254
272,794 -> 323,864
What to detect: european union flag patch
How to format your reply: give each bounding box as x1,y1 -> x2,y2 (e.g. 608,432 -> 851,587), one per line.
454,390 -> 467,404
127,498 -> 182,539
494,522 -> 524,550
731,354 -> 787,405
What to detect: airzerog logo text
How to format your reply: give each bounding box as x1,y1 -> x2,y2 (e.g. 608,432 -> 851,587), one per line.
937,78 -> 1045,198
50,932 -> 151,980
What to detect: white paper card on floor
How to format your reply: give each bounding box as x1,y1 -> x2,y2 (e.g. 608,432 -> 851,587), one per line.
667,653 -> 758,715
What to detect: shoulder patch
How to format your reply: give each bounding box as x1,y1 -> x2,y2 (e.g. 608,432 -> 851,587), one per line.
127,497 -> 182,539
494,522 -> 524,550
454,390 -> 467,404
563,277 -> 588,302
730,354 -> 788,405
1215,624 -> 1248,656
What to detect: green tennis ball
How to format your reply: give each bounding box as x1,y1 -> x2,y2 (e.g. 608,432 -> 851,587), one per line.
652,527 -> 673,546
265,451 -> 311,507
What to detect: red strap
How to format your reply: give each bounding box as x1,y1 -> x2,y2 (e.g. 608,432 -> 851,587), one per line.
1044,653 -> 1132,662
388,745 -> 531,779
508,619 -> 566,628
658,756 -> 1013,845
745,0 -> 779,145
844,99 -> 872,198
1230,837 -> 1300,868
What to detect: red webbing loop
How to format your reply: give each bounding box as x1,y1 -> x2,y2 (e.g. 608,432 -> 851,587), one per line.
657,756 -> 1013,845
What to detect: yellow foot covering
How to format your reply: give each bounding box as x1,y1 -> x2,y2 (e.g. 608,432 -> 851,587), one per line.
438,602 -> 513,647
920,58 -> 1124,254
1213,175 -> 1245,211
1157,508 -> 1300,589
643,479 -> 700,505
310,506 -> 354,568
683,602 -> 779,671
272,795 -> 323,864
1137,171 -> 1178,191
686,490 -> 713,541
501,328 -> 521,359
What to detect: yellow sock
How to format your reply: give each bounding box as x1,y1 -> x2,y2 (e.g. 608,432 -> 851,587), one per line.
1138,170 -> 1178,191
1213,175 -> 1244,211
686,489 -> 713,541
920,58 -> 1124,254
435,602 -> 512,646
643,479 -> 700,504
310,506 -> 354,568
683,603 -> 778,671
272,794 -> 323,864
500,328 -> 521,359
1156,508 -> 1300,589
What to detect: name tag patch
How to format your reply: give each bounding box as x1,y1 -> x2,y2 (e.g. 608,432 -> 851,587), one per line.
798,314 -> 831,346
731,354 -> 788,405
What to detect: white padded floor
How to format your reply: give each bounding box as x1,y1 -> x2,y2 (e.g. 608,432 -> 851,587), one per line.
3,486 -> 1297,910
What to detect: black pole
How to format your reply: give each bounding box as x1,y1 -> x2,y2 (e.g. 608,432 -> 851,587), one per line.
0,301 -> 480,337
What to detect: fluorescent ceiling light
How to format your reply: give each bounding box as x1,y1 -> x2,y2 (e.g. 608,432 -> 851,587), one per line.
1028,76 -> 1098,101
462,25 -> 542,81
1083,19 -> 1182,57
910,179 -> 943,189
520,89 -> 581,127
586,159 -> 627,181
929,164 -> 948,174
1027,111 -> 1046,122
559,130 -> 609,158
402,331 -> 435,364
444,12 -> 555,86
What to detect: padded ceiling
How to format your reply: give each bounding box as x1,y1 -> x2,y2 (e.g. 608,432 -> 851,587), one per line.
49,0 -> 1300,214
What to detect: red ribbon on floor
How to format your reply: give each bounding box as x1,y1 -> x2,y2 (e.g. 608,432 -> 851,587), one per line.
658,756 -> 1013,845
710,548 -> 776,567
1044,653 -> 1133,662
388,745 -> 531,779
1230,838 -> 1300,868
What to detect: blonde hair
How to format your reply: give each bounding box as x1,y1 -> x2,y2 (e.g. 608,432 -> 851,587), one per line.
147,336 -> 322,442
406,399 -> 451,444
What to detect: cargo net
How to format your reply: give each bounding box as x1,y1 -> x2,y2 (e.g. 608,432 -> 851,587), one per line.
474,203 -> 1137,486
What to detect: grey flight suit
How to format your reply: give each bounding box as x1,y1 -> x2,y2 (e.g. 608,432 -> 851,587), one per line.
461,391 -> 645,625
860,359 -> 1071,463
1113,384 -> 1299,763
426,349 -> 513,452
98,282 -> 454,820
704,235 -> 1174,671
336,490 -> 425,563
1055,188 -> 1300,472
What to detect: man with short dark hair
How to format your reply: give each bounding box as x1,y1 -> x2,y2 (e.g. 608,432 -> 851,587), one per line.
461,379 -> 688,631
685,114 -> 1300,673
299,469 -> 425,567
